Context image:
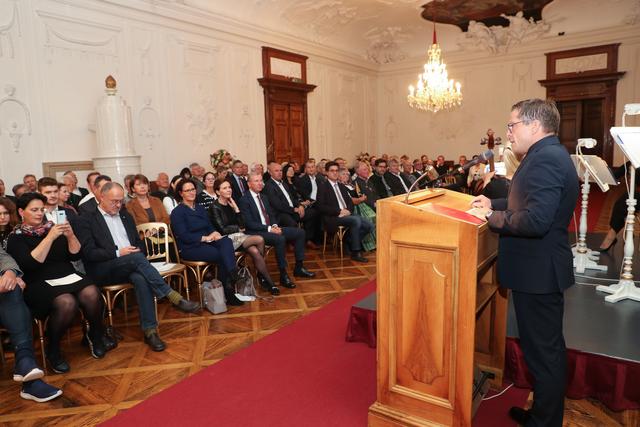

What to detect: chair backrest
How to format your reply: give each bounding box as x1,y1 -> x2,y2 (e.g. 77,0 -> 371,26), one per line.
136,222 -> 170,262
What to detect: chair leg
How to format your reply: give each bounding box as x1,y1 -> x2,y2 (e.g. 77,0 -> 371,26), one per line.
106,291 -> 115,328
323,231 -> 327,255
36,321 -> 46,369
183,270 -> 190,301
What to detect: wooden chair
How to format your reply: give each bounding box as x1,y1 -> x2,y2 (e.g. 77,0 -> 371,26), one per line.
323,225 -> 348,259
137,222 -> 190,300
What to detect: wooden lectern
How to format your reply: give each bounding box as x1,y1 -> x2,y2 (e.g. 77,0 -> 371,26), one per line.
369,189 -> 507,427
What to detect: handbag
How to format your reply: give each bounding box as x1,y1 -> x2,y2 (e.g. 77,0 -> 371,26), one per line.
202,279 -> 227,314
234,266 -> 257,302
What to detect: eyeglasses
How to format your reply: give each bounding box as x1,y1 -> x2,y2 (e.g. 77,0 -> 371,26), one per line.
0,211 -> 9,216
506,121 -> 524,132
327,168 -> 339,173
107,199 -> 123,206
182,188 -> 197,193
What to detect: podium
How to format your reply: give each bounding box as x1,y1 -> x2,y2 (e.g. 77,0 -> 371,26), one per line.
369,189 -> 507,427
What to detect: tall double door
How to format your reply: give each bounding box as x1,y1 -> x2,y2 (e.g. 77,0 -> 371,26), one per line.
271,102 -> 306,165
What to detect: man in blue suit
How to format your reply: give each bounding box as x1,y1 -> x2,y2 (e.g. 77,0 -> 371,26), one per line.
472,99 -> 578,427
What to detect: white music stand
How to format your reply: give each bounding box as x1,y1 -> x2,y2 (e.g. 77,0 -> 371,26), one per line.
596,118 -> 640,303
571,149 -> 617,273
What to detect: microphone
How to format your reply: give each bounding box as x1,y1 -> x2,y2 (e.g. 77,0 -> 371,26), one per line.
461,150 -> 494,171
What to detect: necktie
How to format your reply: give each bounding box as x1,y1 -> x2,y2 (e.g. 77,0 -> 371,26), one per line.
277,181 -> 294,207
397,174 -> 409,192
333,183 -> 347,210
256,194 -> 270,225
310,176 -> 317,200
380,174 -> 393,197
237,176 -> 245,195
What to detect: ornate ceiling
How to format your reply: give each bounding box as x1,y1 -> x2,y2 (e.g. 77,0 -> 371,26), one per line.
176,0 -> 638,63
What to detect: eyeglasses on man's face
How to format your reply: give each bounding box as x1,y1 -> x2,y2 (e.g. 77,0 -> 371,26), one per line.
506,120 -> 524,132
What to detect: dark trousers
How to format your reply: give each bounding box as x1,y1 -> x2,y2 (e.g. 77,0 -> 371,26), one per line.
276,208 -> 321,243
251,227 -> 305,272
512,291 -> 567,427
0,287 -> 35,362
334,215 -> 374,252
179,237 -> 237,284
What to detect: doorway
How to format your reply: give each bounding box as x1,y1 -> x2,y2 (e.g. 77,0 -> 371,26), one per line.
557,99 -> 605,157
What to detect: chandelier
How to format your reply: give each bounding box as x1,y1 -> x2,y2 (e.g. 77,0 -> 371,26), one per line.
408,15 -> 462,113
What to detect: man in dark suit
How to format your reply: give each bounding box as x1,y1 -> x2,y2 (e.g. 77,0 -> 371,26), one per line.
78,174 -> 111,216
383,158 -> 411,195
264,162 -> 320,244
316,161 -> 373,263
238,173 -> 315,293
471,99 -> 579,427
434,155 -> 448,176
368,158 -> 392,200
227,160 -> 249,203
76,182 -> 199,352
0,178 -> 17,203
353,161 -> 378,211
294,160 -> 324,202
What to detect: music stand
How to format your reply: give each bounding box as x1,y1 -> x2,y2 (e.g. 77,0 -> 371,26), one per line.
571,153 -> 617,273
596,125 -> 640,303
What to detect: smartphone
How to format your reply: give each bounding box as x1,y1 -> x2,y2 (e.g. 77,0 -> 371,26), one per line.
55,210 -> 67,224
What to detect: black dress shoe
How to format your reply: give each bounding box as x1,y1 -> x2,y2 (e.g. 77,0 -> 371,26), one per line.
223,287 -> 244,306
508,406 -> 531,425
258,273 -> 280,295
598,237 -> 618,253
144,332 -> 166,352
46,352 -> 70,374
85,332 -> 106,359
103,334 -> 117,352
350,252 -> 368,263
293,266 -> 315,278
280,272 -> 297,289
175,299 -> 201,313
106,325 -> 124,342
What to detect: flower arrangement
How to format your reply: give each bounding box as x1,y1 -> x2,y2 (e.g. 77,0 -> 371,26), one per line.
210,149 -> 233,170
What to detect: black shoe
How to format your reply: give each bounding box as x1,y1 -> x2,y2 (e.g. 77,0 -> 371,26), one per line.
45,351 -> 70,374
175,299 -> 201,313
224,287 -> 245,306
350,252 -> 368,263
280,272 -> 297,289
85,332 -> 107,359
598,237 -> 618,253
508,406 -> 531,425
103,334 -> 117,352
293,266 -> 315,278
144,332 -> 166,352
258,273 -> 280,295
106,326 -> 124,342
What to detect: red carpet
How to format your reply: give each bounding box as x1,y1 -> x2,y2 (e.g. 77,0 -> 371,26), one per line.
568,187 -> 606,232
105,280 -> 526,426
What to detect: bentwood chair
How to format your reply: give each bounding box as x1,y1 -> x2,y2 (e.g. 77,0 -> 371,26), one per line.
137,222 -> 190,300
323,225 -> 348,260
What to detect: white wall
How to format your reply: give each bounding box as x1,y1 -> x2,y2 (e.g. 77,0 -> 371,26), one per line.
0,0 -> 376,188
376,25 -> 640,164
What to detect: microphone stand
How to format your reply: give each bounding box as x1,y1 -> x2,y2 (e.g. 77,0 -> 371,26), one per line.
404,169 -> 441,204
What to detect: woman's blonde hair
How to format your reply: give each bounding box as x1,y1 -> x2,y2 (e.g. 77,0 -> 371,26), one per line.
503,144 -> 520,177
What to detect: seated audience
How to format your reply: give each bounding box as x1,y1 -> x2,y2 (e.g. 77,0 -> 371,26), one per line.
0,178 -> 17,203
353,161 -> 378,211
317,162 -> 373,263
1,247 -> 62,402
368,158 -> 392,199
150,172 -> 170,199
467,156 -> 487,195
63,170 -> 89,199
78,172 -> 101,209
123,174 -> 135,204
13,184 -> 27,199
170,179 -> 243,305
23,174 -> 37,193
78,175 -> 111,215
384,158 -> 411,195
189,162 -> 205,193
401,161 -> 416,186
37,178 -> 78,227
434,155 -> 448,176
77,182 -> 199,352
209,179 -> 278,294
163,175 -> 182,215
295,160 -> 324,202
338,169 -> 376,252
179,167 -> 192,181
0,197 -> 18,249
239,173 -> 315,290
57,182 -> 77,213
125,174 -> 170,225
228,160 -> 249,203
196,172 -> 217,210
7,193 -> 108,373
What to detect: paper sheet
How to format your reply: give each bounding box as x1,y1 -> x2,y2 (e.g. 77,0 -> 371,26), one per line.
45,273 -> 83,287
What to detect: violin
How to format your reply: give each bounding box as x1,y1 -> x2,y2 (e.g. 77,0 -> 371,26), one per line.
474,128 -> 502,195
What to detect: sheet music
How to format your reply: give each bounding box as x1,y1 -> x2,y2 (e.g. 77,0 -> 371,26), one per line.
611,127 -> 640,168
570,154 -> 617,192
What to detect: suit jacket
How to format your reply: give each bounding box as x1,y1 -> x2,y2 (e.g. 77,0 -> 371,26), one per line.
125,196 -> 170,225
227,174 -> 249,203
353,176 -> 378,211
316,179 -> 354,234
76,207 -> 145,280
487,135 -> 579,294
208,200 -> 244,235
368,174 -> 390,200
78,197 -> 98,216
238,191 -> 278,233
294,174 -> 324,201
384,172 -> 411,196
263,178 -> 301,219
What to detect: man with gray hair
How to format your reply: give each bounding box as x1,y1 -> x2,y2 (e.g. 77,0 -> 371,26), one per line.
76,182 -> 200,352
471,98 -> 578,427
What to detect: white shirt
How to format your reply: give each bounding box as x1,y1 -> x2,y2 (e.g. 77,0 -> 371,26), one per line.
309,175 -> 317,200
272,179 -> 293,208
79,192 -> 95,206
329,179 -> 347,210
98,206 -> 132,257
163,196 -> 177,215
250,190 -> 275,231
392,172 -> 410,192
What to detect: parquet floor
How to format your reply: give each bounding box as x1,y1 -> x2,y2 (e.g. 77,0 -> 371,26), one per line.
0,246 -> 637,426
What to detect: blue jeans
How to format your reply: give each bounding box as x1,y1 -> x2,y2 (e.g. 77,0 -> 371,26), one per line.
0,287 -> 35,362
90,253 -> 173,331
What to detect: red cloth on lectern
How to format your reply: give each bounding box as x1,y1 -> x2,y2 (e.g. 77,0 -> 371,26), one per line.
345,305 -> 377,348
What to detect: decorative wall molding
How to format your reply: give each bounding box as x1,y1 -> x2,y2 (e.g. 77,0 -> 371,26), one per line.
457,11 -> 550,54
364,26 -> 410,64
186,84 -> 217,147
0,0 -> 21,59
281,1 -> 362,42
512,62 -> 532,93
555,53 -> 608,74
175,37 -> 220,73
0,84 -> 32,153
138,96 -> 161,150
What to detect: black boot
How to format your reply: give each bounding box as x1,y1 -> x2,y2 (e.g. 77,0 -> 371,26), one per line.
224,284 -> 244,306
258,272 -> 280,296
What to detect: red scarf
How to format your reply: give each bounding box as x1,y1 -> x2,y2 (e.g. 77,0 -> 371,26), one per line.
12,221 -> 54,237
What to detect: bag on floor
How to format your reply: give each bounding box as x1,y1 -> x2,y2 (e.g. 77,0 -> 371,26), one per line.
203,279 -> 227,314
234,266 -> 257,302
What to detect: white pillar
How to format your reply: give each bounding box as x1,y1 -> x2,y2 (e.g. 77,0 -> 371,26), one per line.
93,75 -> 141,184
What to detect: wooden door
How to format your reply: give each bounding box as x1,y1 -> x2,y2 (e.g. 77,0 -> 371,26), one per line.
272,103 -> 290,164
557,99 -> 604,157
288,104 -> 305,164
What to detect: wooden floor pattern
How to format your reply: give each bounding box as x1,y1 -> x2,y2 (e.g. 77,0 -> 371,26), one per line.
0,246 -> 637,426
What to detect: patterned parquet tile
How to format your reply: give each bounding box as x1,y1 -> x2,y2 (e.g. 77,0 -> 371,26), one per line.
0,247 -> 637,425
